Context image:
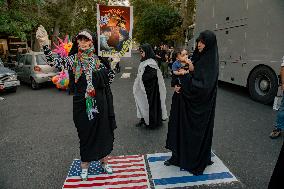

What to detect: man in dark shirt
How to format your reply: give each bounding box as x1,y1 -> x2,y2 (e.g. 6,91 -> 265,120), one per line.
157,45 -> 168,77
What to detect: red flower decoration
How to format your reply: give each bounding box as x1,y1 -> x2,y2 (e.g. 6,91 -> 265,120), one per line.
87,89 -> 96,97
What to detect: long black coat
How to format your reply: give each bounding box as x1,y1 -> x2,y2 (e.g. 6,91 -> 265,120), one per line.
142,66 -> 162,128
166,30 -> 219,175
268,141 -> 284,189
73,69 -> 116,162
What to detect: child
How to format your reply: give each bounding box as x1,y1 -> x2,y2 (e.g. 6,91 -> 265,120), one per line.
100,27 -> 113,51
171,49 -> 194,87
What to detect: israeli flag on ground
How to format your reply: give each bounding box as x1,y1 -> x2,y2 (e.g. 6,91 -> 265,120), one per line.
147,152 -> 239,189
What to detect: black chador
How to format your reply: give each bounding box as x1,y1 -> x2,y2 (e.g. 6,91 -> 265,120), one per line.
73,70 -> 116,162
166,30 -> 219,175
268,141 -> 284,189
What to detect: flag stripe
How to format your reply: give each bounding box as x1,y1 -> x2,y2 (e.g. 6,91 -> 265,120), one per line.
64,183 -> 148,189
113,168 -> 146,173
63,179 -> 148,188
66,171 -> 147,179
107,185 -> 149,189
66,174 -> 147,182
64,176 -> 147,184
110,164 -> 144,169
148,153 -> 215,163
153,172 -> 233,185
107,159 -> 144,164
107,155 -> 143,160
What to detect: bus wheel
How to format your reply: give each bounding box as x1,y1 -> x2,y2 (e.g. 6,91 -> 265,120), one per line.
248,66 -> 278,104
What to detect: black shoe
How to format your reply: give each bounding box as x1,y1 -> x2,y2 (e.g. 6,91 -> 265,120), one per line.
189,170 -> 203,176
208,160 -> 214,165
135,122 -> 144,127
164,158 -> 179,166
164,160 -> 172,166
135,120 -> 146,127
269,128 -> 281,139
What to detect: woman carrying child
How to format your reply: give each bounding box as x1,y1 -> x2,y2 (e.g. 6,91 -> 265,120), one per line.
165,30 -> 219,176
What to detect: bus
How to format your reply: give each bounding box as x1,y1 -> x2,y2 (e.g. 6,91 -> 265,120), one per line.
190,0 -> 284,104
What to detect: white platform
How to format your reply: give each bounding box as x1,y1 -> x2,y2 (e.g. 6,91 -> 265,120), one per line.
147,152 -> 238,189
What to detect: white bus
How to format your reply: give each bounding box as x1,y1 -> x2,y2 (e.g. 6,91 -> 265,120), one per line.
190,0 -> 284,104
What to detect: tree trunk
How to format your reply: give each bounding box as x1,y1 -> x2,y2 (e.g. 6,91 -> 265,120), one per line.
52,19 -> 61,48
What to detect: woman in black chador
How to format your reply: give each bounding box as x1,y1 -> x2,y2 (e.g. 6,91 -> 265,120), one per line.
267,140 -> 284,189
36,26 -> 116,180
133,43 -> 168,129
165,30 -> 219,175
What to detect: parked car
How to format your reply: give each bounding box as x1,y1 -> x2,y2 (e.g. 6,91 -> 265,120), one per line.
0,58 -> 20,92
15,52 -> 59,89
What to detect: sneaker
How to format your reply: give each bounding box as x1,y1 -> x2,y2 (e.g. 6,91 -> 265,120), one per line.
102,163 -> 113,174
80,168 -> 88,181
269,128 -> 281,139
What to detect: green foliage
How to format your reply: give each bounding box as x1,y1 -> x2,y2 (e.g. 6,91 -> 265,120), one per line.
133,1 -> 182,45
131,0 -> 196,46
0,0 -> 109,40
0,0 -> 42,40
1,0 -> 195,46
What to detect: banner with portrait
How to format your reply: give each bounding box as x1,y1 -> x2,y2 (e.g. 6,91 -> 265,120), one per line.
97,4 -> 133,58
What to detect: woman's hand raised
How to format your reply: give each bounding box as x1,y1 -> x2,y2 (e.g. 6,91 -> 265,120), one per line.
36,25 -> 49,46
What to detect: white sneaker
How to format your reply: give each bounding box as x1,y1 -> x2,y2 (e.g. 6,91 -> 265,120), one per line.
80,168 -> 88,181
102,163 -> 113,174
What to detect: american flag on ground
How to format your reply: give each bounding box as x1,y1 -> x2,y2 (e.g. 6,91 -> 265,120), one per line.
62,155 -> 150,189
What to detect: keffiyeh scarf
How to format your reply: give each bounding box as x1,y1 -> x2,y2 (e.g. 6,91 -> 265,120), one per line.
73,46 -> 101,120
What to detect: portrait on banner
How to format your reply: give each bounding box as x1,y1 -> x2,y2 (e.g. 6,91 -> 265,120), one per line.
97,4 -> 133,58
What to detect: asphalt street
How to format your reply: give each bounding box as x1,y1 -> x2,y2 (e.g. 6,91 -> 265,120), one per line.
0,50 -> 283,189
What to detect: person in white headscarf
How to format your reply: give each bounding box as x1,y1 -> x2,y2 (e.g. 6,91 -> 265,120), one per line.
133,43 -> 168,129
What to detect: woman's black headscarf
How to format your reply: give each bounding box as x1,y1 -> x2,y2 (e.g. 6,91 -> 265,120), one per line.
190,30 -> 219,90
191,30 -> 218,64
139,43 -> 156,62
196,30 -> 218,54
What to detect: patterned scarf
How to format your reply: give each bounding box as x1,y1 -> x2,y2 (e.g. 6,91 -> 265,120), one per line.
73,46 -> 94,83
73,46 -> 101,120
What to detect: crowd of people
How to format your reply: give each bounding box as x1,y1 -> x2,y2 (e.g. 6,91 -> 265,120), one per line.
36,25 -> 283,187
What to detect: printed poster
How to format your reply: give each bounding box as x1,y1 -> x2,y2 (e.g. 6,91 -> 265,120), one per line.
97,4 -> 133,57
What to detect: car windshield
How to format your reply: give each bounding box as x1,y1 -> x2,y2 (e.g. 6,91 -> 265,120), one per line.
36,54 -> 48,65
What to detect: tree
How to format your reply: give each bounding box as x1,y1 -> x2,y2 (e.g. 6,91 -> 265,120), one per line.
0,0 -> 43,40
131,0 -> 182,45
168,0 -> 196,45
131,0 -> 196,46
0,0 -> 110,40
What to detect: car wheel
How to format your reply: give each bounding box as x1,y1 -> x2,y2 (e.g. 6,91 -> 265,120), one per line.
31,78 -> 39,90
248,66 -> 278,104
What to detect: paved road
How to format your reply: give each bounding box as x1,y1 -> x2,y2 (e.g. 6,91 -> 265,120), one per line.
0,51 -> 283,189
